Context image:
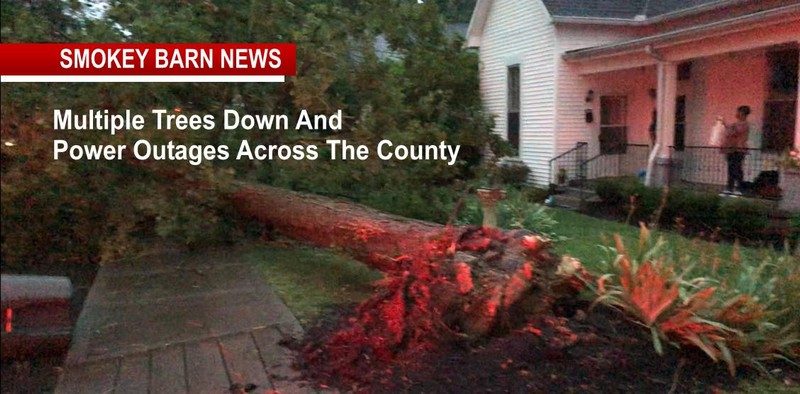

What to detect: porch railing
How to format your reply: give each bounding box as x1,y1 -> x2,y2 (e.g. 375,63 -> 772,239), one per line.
550,143 -> 782,194
672,146 -> 781,186
579,144 -> 651,182
549,142 -> 587,186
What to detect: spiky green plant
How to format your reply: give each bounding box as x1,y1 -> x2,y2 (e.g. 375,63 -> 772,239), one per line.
584,225 -> 799,376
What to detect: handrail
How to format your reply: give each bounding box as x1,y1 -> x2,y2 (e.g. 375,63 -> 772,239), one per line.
578,144 -> 653,191
548,141 -> 587,185
549,142 -> 588,164
577,144 -> 650,168
578,154 -> 601,174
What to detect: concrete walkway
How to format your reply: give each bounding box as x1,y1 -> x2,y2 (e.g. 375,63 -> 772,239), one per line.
56,246 -> 314,393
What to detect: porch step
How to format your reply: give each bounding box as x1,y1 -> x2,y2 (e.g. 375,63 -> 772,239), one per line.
559,186 -> 595,195
551,187 -> 600,210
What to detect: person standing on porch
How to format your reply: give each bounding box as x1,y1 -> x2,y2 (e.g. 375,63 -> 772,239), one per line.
720,105 -> 751,196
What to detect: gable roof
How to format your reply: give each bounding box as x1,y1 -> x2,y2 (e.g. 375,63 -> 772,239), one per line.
645,0 -> 732,17
466,0 -> 753,44
541,0 -> 740,21
541,0 -> 648,20
563,4 -> 800,61
466,0 -> 780,48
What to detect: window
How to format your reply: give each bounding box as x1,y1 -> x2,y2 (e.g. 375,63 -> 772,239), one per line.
507,65 -> 520,151
674,95 -> 686,151
599,96 -> 628,154
762,46 -> 798,151
678,61 -> 692,81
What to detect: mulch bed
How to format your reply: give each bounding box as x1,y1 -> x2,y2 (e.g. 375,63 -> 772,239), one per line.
295,301 -> 797,393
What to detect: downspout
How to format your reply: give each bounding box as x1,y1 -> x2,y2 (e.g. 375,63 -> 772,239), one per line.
644,45 -> 664,186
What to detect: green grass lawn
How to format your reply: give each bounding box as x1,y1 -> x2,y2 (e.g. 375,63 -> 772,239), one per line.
241,243 -> 381,327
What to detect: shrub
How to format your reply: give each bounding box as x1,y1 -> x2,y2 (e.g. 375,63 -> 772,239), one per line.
718,199 -> 771,239
594,179 -> 777,242
457,196 -> 483,227
497,158 -> 531,187
362,186 -> 457,224
595,177 -> 633,206
523,187 -> 550,204
457,189 -> 558,237
498,189 -> 558,236
634,185 -> 663,222
594,177 -> 661,222
663,188 -> 721,230
790,214 -> 800,253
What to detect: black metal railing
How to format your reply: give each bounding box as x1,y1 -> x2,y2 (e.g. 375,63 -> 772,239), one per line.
549,142 -> 588,187
579,144 -> 651,182
672,146 -> 781,186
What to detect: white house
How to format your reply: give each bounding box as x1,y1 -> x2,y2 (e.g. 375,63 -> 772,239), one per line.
467,0 -> 800,189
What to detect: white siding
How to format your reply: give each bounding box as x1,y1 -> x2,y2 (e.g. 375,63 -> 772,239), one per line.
479,0 -> 557,186
553,25 -> 640,157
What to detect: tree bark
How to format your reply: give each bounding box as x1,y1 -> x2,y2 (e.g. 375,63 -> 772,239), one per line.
230,183 -> 575,336
231,183 -> 451,272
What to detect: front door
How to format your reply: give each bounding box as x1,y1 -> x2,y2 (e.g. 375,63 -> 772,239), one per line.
599,95 -> 628,154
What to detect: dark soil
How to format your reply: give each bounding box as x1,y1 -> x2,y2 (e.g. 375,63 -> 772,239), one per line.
297,301 -> 798,393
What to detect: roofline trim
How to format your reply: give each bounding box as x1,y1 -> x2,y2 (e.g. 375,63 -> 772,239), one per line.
562,4 -> 800,61
465,0 -> 493,48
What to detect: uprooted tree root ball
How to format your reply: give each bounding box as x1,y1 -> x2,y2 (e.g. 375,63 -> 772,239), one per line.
298,227 -> 583,387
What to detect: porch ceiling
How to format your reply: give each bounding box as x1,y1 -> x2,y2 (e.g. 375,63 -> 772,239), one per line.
564,4 -> 800,75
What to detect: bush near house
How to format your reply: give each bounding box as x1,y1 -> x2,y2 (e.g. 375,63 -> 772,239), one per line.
717,199 -> 772,240
594,177 -> 662,222
594,177 -> 635,206
524,186 -> 550,204
663,187 -> 722,231
497,158 -> 531,187
594,177 -> 777,241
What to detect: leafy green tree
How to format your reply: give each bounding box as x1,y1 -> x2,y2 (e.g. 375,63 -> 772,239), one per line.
1,0 -> 500,267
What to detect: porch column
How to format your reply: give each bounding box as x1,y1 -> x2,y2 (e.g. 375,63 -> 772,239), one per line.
796,83 -> 799,149
645,61 -> 677,186
795,45 -> 799,149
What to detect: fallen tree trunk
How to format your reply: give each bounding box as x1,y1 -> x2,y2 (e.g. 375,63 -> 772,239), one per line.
230,183 -> 585,384
231,183 -> 451,272
231,184 -> 581,329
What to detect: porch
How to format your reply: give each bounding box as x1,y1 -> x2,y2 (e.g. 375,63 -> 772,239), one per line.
549,142 -> 784,199
551,8 -> 799,210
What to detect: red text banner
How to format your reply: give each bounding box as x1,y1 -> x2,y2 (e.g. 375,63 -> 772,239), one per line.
0,43 -> 296,82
